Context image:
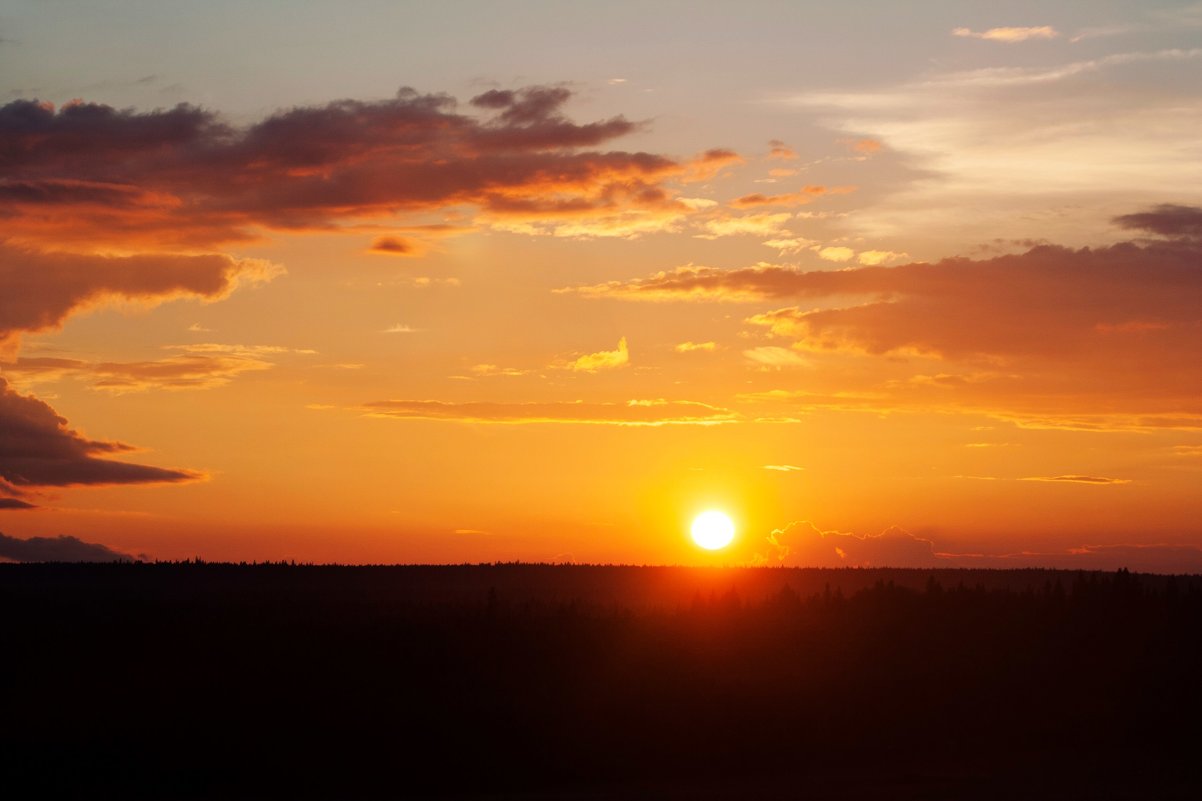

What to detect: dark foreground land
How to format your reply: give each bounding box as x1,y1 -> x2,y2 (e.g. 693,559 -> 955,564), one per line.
3,563 -> 1201,800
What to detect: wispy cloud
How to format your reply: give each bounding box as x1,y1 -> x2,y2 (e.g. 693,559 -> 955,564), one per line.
362,398 -> 738,426
783,48 -> 1202,245
1020,475 -> 1131,485
952,26 -> 1059,43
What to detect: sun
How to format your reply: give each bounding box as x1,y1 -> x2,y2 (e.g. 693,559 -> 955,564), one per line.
691,510 -> 736,550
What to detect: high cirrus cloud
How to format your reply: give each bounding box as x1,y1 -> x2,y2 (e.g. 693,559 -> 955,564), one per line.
0,86 -> 712,246
0,376 -> 200,505
362,398 -> 737,425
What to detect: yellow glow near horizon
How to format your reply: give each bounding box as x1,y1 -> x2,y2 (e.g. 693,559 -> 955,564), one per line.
691,510 -> 736,550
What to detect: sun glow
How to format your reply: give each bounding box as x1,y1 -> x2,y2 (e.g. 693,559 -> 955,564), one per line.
691,510 -> 736,550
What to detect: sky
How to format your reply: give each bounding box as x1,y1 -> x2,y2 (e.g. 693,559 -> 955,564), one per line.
1,0 -> 1201,570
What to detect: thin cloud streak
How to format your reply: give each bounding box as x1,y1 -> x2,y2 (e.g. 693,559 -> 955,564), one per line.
362,398 -> 738,426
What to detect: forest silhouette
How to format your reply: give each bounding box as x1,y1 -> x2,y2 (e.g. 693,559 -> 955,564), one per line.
2,562 -> 1200,799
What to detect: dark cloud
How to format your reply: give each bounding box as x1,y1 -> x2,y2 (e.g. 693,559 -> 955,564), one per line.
363,398 -> 738,425
1020,475 -> 1131,485
0,377 -> 200,489
369,236 -> 417,255
0,531 -> 133,562
0,498 -> 36,510
1114,204 -> 1202,239
0,86 -> 687,248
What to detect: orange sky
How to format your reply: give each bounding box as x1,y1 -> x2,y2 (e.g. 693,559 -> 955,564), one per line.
2,2 -> 1201,570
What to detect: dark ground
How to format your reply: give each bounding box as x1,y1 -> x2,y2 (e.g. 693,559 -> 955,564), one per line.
3,562 -> 1200,799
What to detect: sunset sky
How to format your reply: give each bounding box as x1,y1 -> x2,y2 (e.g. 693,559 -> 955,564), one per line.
2,1 -> 1201,569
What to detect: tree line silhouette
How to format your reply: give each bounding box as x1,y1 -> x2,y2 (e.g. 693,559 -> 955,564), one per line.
1,562 -> 1199,799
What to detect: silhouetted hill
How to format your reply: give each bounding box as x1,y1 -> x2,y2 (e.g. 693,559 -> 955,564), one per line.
2,563 -> 1199,799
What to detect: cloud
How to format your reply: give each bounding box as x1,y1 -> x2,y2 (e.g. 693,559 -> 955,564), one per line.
361,398 -> 737,425
568,337 -> 629,372
816,246 -> 855,263
856,250 -> 906,266
755,520 -> 1202,573
369,236 -> 420,256
683,148 -> 744,182
743,346 -> 811,368
2,344 -> 310,393
0,498 -> 36,510
952,26 -> 1060,42
0,87 -> 720,247
699,212 -> 793,238
0,376 -> 200,491
0,244 -> 281,350
382,324 -> 417,334
1020,475 -> 1131,485
842,138 -> 882,155
762,237 -> 816,255
570,214 -> 1202,426
763,464 -> 804,472
1113,204 -> 1202,239
0,531 -> 135,562
559,263 -> 798,302
757,520 -> 941,568
767,140 -> 798,161
785,49 -> 1202,247
730,185 -> 853,209
675,341 -> 716,353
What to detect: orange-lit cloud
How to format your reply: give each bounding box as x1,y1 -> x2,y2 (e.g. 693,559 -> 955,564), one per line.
842,138 -> 883,155
730,185 -> 854,209
568,337 -> 629,372
952,26 -> 1060,42
815,245 -> 855,262
361,398 -> 737,425
699,211 -> 793,239
559,263 -> 796,302
856,249 -> 906,265
2,344 -> 308,393
567,211 -> 1202,424
767,140 -> 798,161
743,346 -> 811,368
757,521 -> 940,568
1019,475 -> 1131,485
0,244 -> 281,350
683,148 -> 744,182
675,341 -> 717,353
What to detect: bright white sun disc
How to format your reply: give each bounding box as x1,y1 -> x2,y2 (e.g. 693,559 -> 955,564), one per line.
691,510 -> 735,550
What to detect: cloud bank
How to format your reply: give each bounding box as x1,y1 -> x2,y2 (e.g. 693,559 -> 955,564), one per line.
0,530 -> 134,562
